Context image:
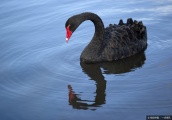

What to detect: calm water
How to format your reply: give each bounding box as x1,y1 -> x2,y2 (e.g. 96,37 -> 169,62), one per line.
0,0 -> 172,120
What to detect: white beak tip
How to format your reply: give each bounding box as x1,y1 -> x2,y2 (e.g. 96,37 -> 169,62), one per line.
66,38 -> 69,42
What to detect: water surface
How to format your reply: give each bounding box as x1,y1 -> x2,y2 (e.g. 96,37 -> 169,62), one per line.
0,0 -> 172,120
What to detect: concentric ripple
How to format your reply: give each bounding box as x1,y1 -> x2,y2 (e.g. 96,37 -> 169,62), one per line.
0,0 -> 172,119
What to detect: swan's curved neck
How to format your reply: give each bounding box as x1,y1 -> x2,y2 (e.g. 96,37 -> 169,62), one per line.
81,12 -> 105,44
76,12 -> 105,63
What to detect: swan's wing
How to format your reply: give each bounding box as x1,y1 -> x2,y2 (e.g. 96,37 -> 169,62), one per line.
101,20 -> 147,61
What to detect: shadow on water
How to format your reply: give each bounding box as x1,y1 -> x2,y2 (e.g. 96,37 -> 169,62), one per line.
68,49 -> 146,110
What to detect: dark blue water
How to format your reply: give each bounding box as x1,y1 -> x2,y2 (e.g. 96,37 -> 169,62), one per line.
0,0 -> 172,120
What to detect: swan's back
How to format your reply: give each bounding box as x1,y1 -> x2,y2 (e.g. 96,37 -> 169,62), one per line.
100,18 -> 147,61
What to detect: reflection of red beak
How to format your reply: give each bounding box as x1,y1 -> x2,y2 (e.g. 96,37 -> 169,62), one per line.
66,26 -> 72,43
68,85 -> 75,103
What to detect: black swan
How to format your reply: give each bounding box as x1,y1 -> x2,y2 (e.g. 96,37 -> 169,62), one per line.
65,12 -> 147,63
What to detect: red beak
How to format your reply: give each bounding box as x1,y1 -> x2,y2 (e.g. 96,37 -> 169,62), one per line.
66,25 -> 72,42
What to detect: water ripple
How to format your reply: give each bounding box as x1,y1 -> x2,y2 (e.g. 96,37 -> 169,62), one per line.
0,0 -> 172,119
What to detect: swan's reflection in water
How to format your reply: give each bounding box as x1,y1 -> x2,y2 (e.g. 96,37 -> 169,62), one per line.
68,50 -> 146,110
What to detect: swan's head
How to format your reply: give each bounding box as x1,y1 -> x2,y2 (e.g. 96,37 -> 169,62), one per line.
65,15 -> 81,42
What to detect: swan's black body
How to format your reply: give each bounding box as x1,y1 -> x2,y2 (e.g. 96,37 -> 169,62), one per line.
65,12 -> 147,63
